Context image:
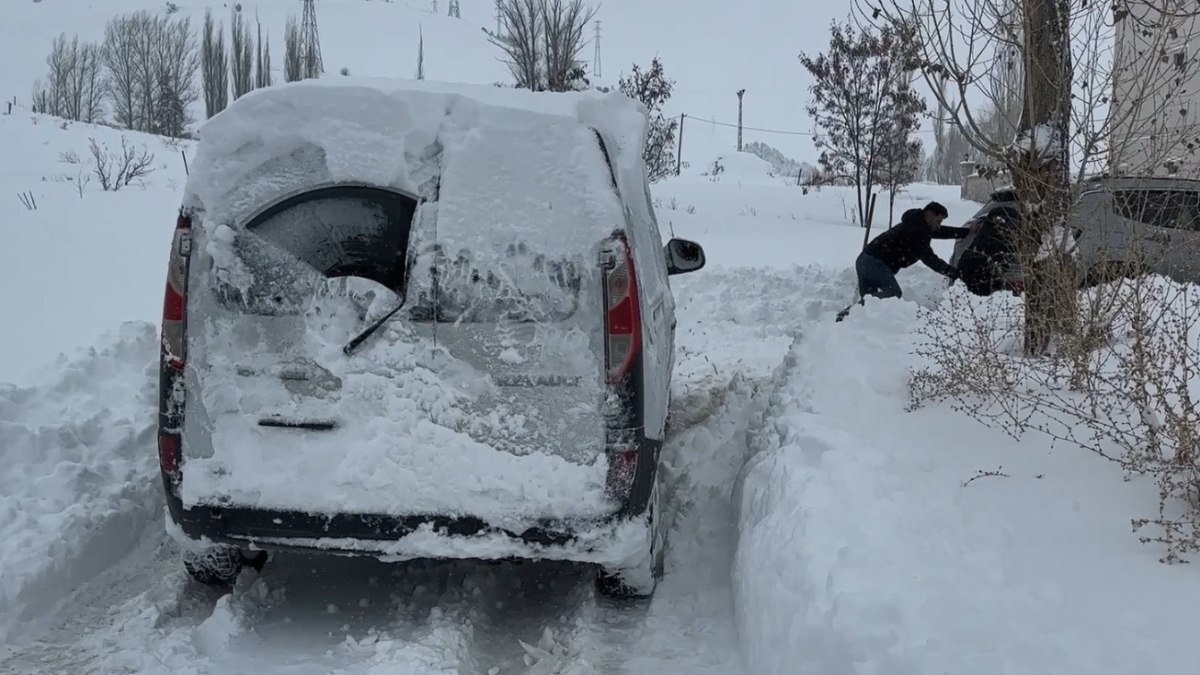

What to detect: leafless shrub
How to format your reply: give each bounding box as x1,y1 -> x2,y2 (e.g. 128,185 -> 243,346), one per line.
33,33 -> 107,123
229,6 -> 254,99
58,150 -> 81,164
88,136 -> 155,191
17,191 -> 37,210
910,275 -> 1200,563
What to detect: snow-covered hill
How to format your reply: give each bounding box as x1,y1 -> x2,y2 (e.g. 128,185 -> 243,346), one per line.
2,0 -> 847,168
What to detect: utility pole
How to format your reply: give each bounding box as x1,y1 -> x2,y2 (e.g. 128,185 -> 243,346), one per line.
592,20 -> 602,78
736,89 -> 746,151
417,25 -> 425,80
676,113 -> 686,176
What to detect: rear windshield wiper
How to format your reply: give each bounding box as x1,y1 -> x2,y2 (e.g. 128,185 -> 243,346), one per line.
343,298 -> 409,355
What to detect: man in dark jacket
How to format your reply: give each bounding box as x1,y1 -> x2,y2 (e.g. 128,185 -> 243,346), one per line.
836,201 -> 976,321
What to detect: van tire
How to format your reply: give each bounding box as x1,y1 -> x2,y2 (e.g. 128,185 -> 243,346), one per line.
182,545 -> 265,586
596,484 -> 664,599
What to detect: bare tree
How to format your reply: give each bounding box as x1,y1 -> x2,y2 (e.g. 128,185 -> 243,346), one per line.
485,0 -> 542,90
799,20 -> 926,231
485,0 -> 597,91
230,7 -> 254,99
149,14 -> 200,136
542,0 -> 597,91
202,9 -> 229,118
34,34 -> 107,123
255,18 -> 273,89
284,16 -> 303,83
873,125 -> 923,226
101,11 -> 198,135
102,14 -> 144,130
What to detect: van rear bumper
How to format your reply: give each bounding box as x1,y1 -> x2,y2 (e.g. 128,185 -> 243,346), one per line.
161,466 -> 654,564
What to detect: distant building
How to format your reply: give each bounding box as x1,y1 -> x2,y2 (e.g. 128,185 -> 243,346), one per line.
1112,2 -> 1200,176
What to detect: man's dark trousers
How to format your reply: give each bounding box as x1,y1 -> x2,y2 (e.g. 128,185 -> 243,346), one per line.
855,251 -> 902,299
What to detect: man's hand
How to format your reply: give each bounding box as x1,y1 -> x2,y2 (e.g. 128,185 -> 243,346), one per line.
967,219 -> 982,234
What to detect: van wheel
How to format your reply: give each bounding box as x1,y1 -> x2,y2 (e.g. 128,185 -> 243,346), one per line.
596,484 -> 664,599
183,545 -> 267,586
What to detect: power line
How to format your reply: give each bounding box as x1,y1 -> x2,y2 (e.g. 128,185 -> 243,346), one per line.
691,116 -> 937,137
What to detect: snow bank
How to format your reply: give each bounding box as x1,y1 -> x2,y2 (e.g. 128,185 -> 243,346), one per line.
0,322 -> 158,647
704,152 -> 777,183
733,295 -> 1200,675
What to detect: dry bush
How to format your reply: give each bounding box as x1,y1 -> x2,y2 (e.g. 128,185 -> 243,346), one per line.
911,275 -> 1200,563
88,136 -> 155,191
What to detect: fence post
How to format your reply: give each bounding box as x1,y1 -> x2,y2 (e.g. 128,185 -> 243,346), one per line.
676,113 -> 686,176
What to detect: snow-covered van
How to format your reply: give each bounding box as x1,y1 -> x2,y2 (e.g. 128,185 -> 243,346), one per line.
157,79 -> 705,598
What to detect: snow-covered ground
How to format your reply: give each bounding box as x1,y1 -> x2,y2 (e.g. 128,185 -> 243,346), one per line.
5,2 -> 1200,673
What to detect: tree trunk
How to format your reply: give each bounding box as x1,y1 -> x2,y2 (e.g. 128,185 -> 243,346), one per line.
1012,0 -> 1076,357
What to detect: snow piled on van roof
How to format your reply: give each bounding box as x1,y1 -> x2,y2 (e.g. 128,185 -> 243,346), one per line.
184,77 -> 649,232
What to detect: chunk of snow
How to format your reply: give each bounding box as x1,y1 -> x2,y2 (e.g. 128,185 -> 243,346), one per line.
1012,123 -> 1063,157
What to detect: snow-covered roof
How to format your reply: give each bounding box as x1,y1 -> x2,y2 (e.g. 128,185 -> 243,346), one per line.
184,77 -> 651,230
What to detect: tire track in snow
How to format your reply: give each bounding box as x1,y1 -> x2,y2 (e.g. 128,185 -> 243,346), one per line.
2,266 -> 847,674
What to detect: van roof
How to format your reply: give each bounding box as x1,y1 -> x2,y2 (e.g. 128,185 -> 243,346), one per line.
183,78 -> 649,229
183,78 -> 645,265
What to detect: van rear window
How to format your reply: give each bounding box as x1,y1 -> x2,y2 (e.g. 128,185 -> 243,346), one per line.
211,186 -> 418,315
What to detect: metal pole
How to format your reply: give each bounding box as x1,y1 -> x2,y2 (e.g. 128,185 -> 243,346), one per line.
736,89 -> 746,151
676,113 -> 686,176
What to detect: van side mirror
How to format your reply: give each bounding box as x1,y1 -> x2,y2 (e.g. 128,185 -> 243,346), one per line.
664,238 -> 705,276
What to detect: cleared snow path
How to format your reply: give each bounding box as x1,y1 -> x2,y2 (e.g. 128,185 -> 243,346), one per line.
0,266 -> 852,675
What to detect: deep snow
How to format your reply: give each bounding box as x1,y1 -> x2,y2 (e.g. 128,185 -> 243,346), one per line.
6,22 -> 1200,672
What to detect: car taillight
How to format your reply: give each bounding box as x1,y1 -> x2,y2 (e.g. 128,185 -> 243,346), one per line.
159,211 -> 192,479
162,213 -> 192,370
603,235 -> 641,383
602,234 -> 643,503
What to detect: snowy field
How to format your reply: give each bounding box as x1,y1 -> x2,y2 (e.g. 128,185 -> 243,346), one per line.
4,2 -> 1200,674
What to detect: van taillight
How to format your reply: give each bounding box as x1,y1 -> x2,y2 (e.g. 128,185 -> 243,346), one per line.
162,214 -> 192,370
159,212 -> 192,479
603,235 -> 641,383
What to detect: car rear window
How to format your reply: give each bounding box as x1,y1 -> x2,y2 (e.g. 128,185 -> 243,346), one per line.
210,186 -> 418,315
1111,189 -> 1200,231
